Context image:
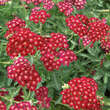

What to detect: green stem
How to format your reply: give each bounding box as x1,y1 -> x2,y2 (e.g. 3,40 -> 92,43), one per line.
40,23 -> 42,35
51,100 -> 71,110
0,62 -> 12,64
75,47 -> 87,54
0,96 -> 18,103
96,9 -> 110,13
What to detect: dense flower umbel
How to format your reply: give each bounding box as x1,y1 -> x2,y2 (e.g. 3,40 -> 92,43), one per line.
22,0 -> 54,10
42,0 -> 55,10
0,100 -> 6,110
39,33 -> 69,55
7,57 -> 41,91
22,0 -> 42,5
100,33 -> 110,53
35,87 -> 51,109
40,49 -> 77,71
61,77 -> 102,110
6,28 -> 42,57
0,0 -> 9,5
39,33 -> 77,71
5,17 -> 26,38
64,0 -> 87,10
57,1 -> 74,16
9,102 -> 37,110
29,10 -> 51,24
66,14 -> 110,47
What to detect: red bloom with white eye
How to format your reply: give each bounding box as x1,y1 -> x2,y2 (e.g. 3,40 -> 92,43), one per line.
0,0 -> 9,5
100,32 -> 110,53
7,57 -> 41,91
29,10 -> 51,24
40,33 -> 69,55
35,87 -> 51,109
64,0 -> 87,10
39,33 -> 77,71
6,28 -> 43,57
57,1 -> 74,16
5,17 -> 26,38
43,0 -> 55,10
22,0 -> 54,10
9,101 -> 37,110
66,14 -> 110,47
61,77 -> 103,110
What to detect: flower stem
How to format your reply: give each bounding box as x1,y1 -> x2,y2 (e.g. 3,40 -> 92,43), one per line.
0,62 -> 12,64
96,9 -> 110,13
0,96 -> 18,103
51,100 -> 71,110
75,47 -> 87,54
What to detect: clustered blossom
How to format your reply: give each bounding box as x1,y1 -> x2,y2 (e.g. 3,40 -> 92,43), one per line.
29,10 -> 51,24
40,49 -> 77,71
42,0 -> 54,10
22,0 -> 54,10
35,87 -> 51,109
9,102 -> 37,110
66,14 -> 110,47
0,100 -> 6,110
0,88 -> 8,110
64,0 -> 87,10
5,17 -> 26,38
7,57 -> 41,91
100,33 -> 110,53
57,1 -> 74,16
0,0 -> 9,5
6,28 -> 42,57
5,17 -> 77,70
56,0 -> 87,15
61,77 -> 103,110
39,33 -> 77,71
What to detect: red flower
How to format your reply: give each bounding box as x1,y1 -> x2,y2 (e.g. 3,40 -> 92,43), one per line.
61,77 -> 103,110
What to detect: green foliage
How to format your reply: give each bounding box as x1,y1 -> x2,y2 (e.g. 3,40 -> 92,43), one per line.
0,0 -> 110,109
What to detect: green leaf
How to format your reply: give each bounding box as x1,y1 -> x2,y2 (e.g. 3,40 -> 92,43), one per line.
104,61 -> 110,69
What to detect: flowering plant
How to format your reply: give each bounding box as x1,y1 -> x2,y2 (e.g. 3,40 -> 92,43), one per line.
0,0 -> 110,110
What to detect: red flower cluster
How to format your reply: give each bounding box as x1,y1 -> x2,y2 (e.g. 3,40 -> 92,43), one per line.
0,88 -> 8,110
0,0 -> 9,5
29,10 -> 51,24
9,102 -> 37,110
39,33 -> 77,71
0,100 -> 6,110
40,33 -> 69,54
5,17 -> 26,38
66,14 -> 110,47
22,0 -> 36,4
61,77 -> 103,110
40,49 -> 77,71
7,57 -> 41,91
6,28 -> 41,57
22,0 -> 54,10
14,88 -> 24,101
100,32 -> 110,53
35,87 -> 51,109
42,0 -> 54,10
64,0 -> 87,10
57,1 -> 74,16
